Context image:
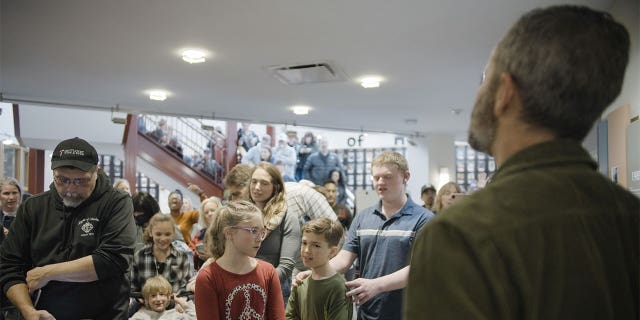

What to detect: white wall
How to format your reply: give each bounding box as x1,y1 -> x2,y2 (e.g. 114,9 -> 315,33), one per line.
606,0 -> 640,119
274,125 -> 441,200
18,104 -> 126,154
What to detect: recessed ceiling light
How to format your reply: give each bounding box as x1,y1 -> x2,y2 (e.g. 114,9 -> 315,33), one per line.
148,90 -> 168,101
181,49 -> 207,64
360,76 -> 383,88
292,105 -> 311,115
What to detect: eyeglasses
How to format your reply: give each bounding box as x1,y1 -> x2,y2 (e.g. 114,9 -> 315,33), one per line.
53,176 -> 92,186
231,226 -> 267,240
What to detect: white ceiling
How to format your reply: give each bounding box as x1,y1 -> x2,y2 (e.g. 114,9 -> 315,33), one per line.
0,0 -> 615,138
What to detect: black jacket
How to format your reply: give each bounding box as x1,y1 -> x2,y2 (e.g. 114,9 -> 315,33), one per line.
0,170 -> 136,319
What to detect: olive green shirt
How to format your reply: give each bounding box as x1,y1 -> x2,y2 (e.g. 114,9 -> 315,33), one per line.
286,273 -> 353,320
405,140 -> 639,319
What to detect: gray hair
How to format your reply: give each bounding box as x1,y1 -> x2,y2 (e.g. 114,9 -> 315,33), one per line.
0,177 -> 23,205
492,5 -> 629,140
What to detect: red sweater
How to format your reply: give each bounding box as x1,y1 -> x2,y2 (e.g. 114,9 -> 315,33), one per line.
195,259 -> 285,320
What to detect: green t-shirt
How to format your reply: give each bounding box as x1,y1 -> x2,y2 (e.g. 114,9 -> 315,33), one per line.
286,273 -> 353,320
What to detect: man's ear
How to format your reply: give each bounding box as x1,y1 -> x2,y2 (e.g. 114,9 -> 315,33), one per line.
494,72 -> 518,117
403,171 -> 410,184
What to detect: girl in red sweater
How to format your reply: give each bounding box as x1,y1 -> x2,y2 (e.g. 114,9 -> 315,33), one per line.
195,201 -> 285,319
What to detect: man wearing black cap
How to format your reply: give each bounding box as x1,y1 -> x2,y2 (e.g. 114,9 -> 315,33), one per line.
0,137 -> 136,319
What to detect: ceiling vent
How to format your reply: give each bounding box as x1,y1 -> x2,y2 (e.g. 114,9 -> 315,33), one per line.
266,61 -> 347,85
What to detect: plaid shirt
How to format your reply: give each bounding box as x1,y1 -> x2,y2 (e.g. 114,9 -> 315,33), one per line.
284,182 -> 337,226
131,243 -> 192,296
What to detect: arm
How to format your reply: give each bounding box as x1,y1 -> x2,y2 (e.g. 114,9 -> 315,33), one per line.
195,268 -> 220,320
284,284 -> 299,320
345,266 -> 409,306
326,283 -> 353,320
267,266 -> 286,320
275,212 -> 301,281
329,250 -> 357,274
187,183 -> 208,201
302,155 -> 313,180
190,210 -> 200,228
5,283 -> 54,320
130,251 -> 142,293
92,193 -> 137,280
174,295 -> 196,317
26,256 -> 98,291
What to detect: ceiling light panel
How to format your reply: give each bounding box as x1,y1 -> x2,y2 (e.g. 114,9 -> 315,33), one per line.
181,49 -> 207,64
148,90 -> 168,101
292,105 -> 311,115
360,76 -> 383,88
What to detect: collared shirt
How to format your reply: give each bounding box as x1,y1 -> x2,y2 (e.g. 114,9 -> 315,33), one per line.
406,140 -> 640,320
344,196 -> 433,320
284,182 -> 337,226
131,243 -> 192,296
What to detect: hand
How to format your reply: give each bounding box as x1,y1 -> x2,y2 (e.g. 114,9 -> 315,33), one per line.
3,227 -> 8,236
292,270 -> 311,289
26,266 -> 52,293
173,294 -> 186,313
173,294 -> 188,310
187,183 -> 204,196
345,278 -> 381,306
24,309 -> 56,320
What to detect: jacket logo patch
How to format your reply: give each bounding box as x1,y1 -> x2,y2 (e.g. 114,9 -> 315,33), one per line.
78,218 -> 99,237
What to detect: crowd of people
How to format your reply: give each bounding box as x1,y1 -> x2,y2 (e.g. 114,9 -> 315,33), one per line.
141,116 -> 355,211
0,5 -> 638,320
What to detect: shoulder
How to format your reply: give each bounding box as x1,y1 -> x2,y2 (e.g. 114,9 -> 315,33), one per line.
403,199 -> 434,221
354,205 -> 378,220
196,262 -> 218,280
254,259 -> 280,282
256,259 -> 278,274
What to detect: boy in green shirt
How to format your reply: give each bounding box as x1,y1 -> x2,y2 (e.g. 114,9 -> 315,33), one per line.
286,218 -> 353,320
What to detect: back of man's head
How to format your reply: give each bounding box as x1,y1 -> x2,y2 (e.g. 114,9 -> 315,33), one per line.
224,163 -> 252,188
493,5 -> 629,141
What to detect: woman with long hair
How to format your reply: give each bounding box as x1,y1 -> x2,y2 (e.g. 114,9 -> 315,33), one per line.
249,162 -> 301,302
432,182 -> 463,214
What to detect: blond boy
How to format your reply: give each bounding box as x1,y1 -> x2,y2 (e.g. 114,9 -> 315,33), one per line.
286,218 -> 352,320
130,275 -> 196,320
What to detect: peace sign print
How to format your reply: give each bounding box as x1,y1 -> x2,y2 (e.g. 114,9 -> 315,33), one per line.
225,283 -> 268,319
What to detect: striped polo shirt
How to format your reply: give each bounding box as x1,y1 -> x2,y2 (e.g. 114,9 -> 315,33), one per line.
343,196 -> 433,320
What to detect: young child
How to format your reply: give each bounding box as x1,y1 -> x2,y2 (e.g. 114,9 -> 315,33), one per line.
129,275 -> 196,320
131,213 -> 192,298
195,201 -> 285,319
285,218 -> 353,319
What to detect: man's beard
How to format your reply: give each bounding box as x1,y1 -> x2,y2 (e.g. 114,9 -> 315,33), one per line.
468,78 -> 498,155
61,192 -> 87,208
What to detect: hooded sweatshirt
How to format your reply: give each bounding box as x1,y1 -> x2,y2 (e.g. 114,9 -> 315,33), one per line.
0,170 -> 136,319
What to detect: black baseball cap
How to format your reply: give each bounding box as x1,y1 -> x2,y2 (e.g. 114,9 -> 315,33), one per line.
421,184 -> 436,195
51,137 -> 99,171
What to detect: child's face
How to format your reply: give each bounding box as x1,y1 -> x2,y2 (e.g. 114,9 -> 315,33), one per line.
228,213 -> 265,257
301,232 -> 337,270
202,201 -> 219,227
147,291 -> 170,313
151,221 -> 175,251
